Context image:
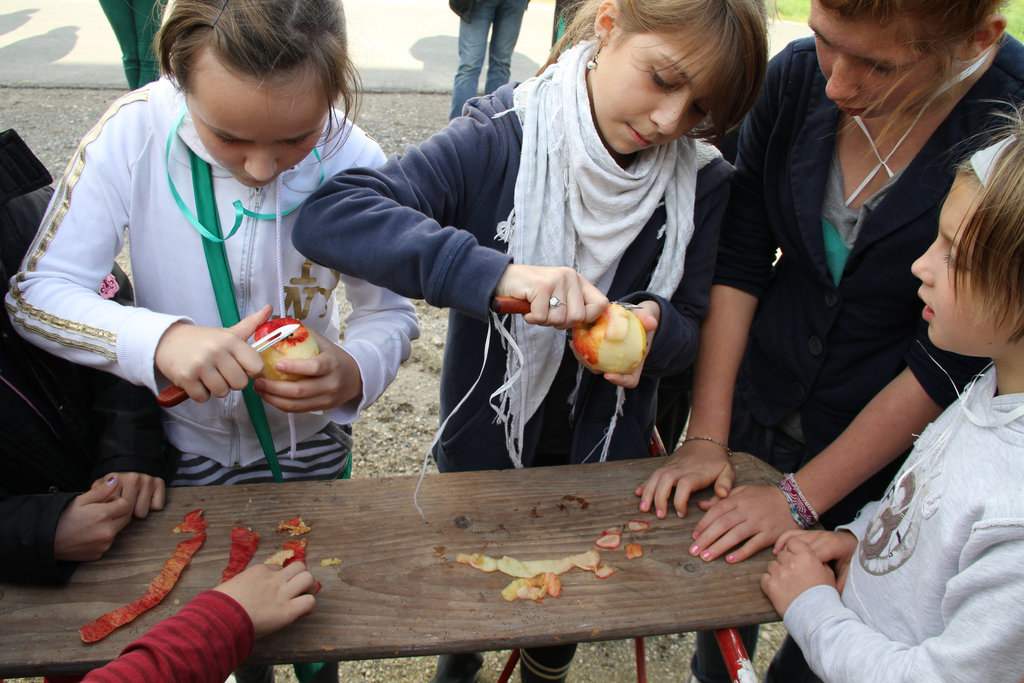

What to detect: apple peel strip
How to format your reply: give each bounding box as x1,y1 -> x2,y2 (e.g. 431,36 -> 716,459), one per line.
79,509 -> 207,643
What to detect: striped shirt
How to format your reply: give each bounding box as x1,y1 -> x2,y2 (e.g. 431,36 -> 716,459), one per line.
172,423 -> 353,486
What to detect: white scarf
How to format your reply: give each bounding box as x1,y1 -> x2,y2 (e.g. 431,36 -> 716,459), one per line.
491,40 -> 706,467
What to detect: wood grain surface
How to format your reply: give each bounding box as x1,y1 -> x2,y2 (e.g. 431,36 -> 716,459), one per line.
0,454 -> 782,677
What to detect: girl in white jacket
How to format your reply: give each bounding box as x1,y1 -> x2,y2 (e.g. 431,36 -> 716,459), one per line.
760,123 -> 1024,681
6,0 -> 419,488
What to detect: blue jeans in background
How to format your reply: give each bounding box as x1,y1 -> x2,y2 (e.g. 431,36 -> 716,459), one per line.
449,0 -> 529,120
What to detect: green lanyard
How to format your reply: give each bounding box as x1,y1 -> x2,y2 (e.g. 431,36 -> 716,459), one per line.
166,107 -> 322,243
188,150 -> 284,483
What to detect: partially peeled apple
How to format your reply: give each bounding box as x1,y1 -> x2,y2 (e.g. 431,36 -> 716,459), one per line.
570,303 -> 648,374
254,317 -> 320,381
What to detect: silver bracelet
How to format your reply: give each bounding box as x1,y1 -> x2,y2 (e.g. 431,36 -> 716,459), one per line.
682,435 -> 732,457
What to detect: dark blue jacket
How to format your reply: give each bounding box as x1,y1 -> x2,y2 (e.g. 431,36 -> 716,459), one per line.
718,37 -> 1024,459
296,85 -> 732,471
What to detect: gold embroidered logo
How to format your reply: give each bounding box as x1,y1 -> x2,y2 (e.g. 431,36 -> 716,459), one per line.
283,259 -> 336,320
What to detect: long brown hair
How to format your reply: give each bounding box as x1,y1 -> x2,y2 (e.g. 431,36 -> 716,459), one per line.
547,0 -> 769,141
157,0 -> 360,132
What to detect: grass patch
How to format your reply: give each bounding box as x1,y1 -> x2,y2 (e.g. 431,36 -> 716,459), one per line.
773,0 -> 1024,39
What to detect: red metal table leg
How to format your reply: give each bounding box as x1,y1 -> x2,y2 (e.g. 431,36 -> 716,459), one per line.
634,636 -> 647,683
714,628 -> 756,683
497,648 -> 521,683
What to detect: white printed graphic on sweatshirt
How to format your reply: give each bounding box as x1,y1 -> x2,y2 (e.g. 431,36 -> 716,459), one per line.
859,426 -> 943,575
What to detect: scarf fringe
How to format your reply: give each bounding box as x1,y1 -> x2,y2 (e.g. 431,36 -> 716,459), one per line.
412,315 -> 502,519
490,310 -> 527,469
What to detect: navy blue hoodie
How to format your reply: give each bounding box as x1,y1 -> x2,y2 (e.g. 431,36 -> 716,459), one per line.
296,84 -> 732,472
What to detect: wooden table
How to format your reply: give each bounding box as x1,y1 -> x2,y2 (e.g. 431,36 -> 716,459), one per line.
0,454 -> 782,678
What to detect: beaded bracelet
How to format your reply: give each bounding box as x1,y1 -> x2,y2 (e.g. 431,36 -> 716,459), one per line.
777,473 -> 819,529
682,435 -> 732,457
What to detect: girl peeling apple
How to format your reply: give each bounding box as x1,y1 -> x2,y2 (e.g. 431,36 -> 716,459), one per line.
297,0 -> 767,471
294,0 -> 768,679
6,0 -> 419,490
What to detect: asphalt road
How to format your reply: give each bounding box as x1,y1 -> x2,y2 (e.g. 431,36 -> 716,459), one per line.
1,1 -> 809,91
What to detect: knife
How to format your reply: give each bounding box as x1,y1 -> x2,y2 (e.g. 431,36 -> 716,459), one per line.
489,296 -> 640,315
156,322 -> 302,408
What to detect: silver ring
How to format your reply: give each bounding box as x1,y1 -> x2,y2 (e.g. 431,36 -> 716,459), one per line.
548,296 -> 563,309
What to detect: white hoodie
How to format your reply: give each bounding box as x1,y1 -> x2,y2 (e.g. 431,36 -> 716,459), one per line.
783,368 -> 1024,682
7,78 -> 419,468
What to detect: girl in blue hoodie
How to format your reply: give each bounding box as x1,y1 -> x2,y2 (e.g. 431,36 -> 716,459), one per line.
296,0 -> 768,679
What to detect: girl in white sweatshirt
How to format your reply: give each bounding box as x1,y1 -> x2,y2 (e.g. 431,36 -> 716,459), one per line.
761,122 -> 1024,682
6,0 -> 419,487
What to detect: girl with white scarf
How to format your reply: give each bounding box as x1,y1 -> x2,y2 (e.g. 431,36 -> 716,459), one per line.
294,1 -> 767,679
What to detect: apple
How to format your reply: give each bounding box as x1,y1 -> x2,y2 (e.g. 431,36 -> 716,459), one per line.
254,317 -> 320,381
570,303 -> 648,374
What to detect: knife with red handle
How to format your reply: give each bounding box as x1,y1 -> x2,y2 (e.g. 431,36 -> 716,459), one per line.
156,323 -> 301,408
489,296 -> 533,315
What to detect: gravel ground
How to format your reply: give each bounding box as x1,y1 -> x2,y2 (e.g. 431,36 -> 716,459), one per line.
2,86 -> 786,682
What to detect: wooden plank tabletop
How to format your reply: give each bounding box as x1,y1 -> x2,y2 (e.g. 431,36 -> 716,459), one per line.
0,453 -> 782,677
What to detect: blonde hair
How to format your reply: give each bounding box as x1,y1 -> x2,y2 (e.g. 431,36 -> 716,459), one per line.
548,0 -> 768,141
952,111 -> 1024,342
157,0 -> 360,131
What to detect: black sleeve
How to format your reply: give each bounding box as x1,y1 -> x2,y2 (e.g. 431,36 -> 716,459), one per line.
0,491 -> 78,584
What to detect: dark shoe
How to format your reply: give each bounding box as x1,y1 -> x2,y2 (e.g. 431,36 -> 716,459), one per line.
429,652 -> 483,683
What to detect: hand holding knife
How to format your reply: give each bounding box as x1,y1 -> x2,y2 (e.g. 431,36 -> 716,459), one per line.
156,323 -> 301,407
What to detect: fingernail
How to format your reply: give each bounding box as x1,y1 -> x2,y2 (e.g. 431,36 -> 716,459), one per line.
106,475 -> 118,485
701,550 -> 711,560
689,543 -> 700,555
726,554 -> 736,563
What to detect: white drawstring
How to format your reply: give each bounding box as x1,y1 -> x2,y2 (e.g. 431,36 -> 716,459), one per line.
412,314 -> 500,519
845,48 -> 992,207
274,177 -> 298,460
844,112 -> 921,206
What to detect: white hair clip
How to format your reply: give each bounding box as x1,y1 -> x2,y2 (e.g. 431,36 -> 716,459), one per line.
971,136 -> 1016,187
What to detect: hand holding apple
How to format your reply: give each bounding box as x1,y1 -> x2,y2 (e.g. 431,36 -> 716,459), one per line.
252,325 -> 363,413
569,303 -> 649,374
254,317 -> 321,381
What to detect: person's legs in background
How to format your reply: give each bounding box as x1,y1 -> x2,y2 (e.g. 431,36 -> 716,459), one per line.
483,0 -> 528,96
520,644 -> 577,683
98,0 -> 141,89
450,0 -> 501,120
430,652 -> 484,683
98,0 -> 166,90
132,0 -> 166,87
764,635 -> 824,683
